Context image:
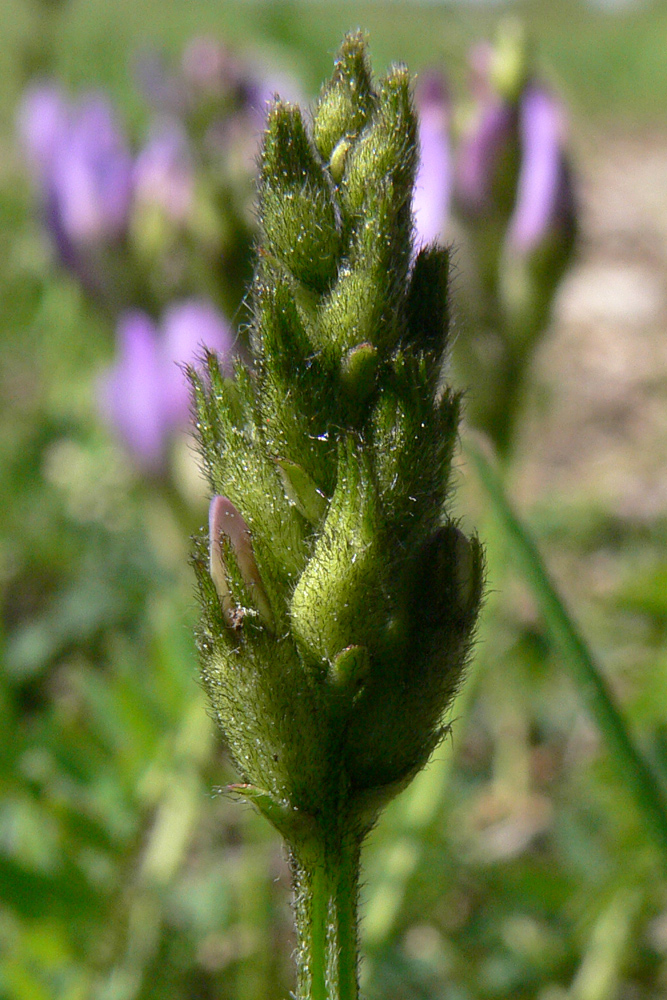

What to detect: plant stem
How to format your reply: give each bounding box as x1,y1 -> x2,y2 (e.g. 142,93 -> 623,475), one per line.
290,832 -> 362,1000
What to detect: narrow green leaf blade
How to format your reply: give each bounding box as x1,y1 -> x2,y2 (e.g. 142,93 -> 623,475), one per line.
464,433 -> 667,864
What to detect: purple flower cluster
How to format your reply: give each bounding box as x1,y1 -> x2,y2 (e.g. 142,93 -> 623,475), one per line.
101,300 -> 234,469
413,51 -> 574,257
17,45 -> 279,473
136,37 -> 300,173
411,32 -> 577,455
19,83 -> 197,265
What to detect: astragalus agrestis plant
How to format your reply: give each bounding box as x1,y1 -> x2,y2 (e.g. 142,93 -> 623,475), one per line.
190,33 -> 483,1000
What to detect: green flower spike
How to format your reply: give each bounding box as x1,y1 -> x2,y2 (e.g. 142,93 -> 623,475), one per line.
191,31 -> 484,1000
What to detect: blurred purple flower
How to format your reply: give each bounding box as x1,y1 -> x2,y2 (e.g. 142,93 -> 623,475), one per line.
161,299 -> 234,424
245,69 -> 301,125
17,82 -> 70,178
181,35 -> 300,120
100,300 -> 234,468
454,40 -> 574,257
455,98 -> 515,216
181,37 -> 240,98
19,86 -> 133,254
413,72 -> 451,247
467,42 -> 495,103
133,119 -> 194,223
50,96 -> 133,245
134,50 -> 187,115
101,312 -> 166,467
506,84 -> 572,252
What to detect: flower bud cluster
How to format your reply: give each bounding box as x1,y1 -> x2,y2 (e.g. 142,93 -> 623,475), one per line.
191,33 -> 483,845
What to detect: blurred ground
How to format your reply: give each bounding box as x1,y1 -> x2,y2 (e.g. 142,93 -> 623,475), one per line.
520,128 -> 667,522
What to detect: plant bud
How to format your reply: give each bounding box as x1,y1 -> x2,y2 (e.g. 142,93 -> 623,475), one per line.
260,103 -> 341,292
312,31 -> 375,162
192,34 -> 483,842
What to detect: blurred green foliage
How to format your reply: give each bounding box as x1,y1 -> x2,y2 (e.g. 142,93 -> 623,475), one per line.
3,2 -> 667,999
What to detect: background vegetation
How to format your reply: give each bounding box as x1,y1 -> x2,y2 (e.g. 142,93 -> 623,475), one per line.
2,1 -> 667,998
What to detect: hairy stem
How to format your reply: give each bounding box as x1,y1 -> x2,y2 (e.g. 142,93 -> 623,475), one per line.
290,833 -> 362,1000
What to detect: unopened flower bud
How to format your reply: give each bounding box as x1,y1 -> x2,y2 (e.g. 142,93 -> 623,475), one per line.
191,34 -> 483,845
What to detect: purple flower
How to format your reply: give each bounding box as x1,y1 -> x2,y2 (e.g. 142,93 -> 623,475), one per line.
50,95 -> 133,245
181,35 -> 300,120
134,50 -> 187,115
19,86 -> 133,252
453,39 -> 574,257
133,119 -> 194,223
455,98 -> 515,216
100,300 -> 234,469
161,299 -> 234,425
181,37 -> 239,98
413,72 -> 451,247
101,312 -> 166,467
17,82 -> 70,179
506,84 -> 572,252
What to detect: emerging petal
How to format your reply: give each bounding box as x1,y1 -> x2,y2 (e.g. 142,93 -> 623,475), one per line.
209,495 -> 274,628
413,72 -> 451,247
507,84 -> 565,251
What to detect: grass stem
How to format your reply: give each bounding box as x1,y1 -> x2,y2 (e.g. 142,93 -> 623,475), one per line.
464,433 -> 667,863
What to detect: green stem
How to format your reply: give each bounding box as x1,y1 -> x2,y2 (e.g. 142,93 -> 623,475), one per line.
290,833 -> 361,1000
464,433 -> 667,863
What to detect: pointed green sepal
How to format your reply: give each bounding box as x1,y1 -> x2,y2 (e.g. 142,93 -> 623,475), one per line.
342,63 -> 417,216
290,439 -> 387,666
413,524 -> 484,630
405,245 -> 451,363
275,458 -> 328,524
261,103 -> 341,291
227,784 -> 317,842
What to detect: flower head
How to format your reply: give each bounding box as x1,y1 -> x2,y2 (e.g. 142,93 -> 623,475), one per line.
18,82 -> 70,179
49,95 -> 133,246
191,34 -> 483,844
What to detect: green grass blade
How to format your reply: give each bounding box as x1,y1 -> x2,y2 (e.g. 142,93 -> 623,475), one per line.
464,434 -> 667,863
